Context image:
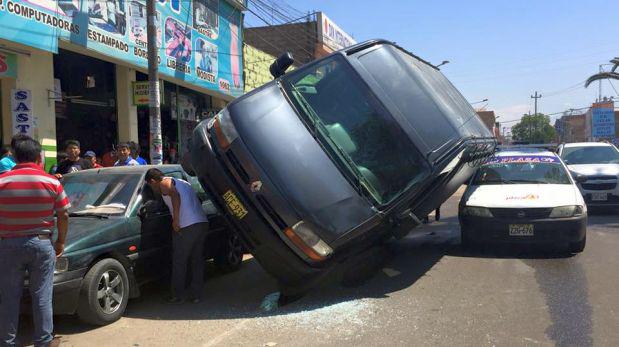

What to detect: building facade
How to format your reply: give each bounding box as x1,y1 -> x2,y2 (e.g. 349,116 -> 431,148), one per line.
0,0 -> 245,169
244,12 -> 355,67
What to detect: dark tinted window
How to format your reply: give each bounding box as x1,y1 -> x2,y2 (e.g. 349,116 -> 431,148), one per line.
561,146 -> 619,165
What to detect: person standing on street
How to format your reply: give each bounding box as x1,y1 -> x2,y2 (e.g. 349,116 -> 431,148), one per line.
55,139 -> 92,178
84,151 -> 103,169
0,145 -> 16,174
114,142 -> 139,167
0,135 -> 70,347
144,168 -> 209,304
130,142 -> 147,165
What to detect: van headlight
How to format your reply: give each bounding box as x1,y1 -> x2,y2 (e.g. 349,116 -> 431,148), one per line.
55,257 -> 69,274
461,206 -> 493,217
210,109 -> 239,151
284,221 -> 333,261
549,205 -> 584,218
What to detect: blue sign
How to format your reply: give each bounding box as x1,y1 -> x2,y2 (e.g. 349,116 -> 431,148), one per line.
592,105 -> 615,138
0,0 -> 244,97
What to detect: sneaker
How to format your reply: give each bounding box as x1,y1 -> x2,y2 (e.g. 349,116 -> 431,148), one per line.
163,296 -> 185,305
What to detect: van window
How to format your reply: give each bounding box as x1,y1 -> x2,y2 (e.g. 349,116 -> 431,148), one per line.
283,56 -> 430,205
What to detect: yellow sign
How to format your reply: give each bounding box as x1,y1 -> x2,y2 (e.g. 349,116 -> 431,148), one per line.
132,81 -> 150,106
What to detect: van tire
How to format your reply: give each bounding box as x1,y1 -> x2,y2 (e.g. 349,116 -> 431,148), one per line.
214,233 -> 244,272
77,258 -> 129,326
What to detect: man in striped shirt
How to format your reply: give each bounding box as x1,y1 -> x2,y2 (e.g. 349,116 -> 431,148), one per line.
0,135 -> 70,347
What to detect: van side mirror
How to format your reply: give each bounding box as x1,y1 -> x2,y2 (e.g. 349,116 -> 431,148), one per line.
270,52 -> 294,79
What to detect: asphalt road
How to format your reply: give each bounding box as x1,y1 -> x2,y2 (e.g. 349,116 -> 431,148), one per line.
19,189 -> 619,346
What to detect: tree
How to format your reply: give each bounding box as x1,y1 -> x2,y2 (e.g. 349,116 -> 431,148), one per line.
511,113 -> 556,143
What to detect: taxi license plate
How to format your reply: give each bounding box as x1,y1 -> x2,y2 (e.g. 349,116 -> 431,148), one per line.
509,224 -> 534,236
591,192 -> 608,201
222,190 -> 248,219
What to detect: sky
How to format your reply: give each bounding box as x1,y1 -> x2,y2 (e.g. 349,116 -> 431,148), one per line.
245,0 -> 618,133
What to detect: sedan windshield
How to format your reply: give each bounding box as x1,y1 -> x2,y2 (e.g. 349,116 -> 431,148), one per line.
61,173 -> 142,215
282,56 -> 430,205
561,146 -> 619,165
473,159 -> 571,185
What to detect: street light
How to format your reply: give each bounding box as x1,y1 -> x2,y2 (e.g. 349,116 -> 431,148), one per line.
470,98 -> 488,105
436,60 -> 450,68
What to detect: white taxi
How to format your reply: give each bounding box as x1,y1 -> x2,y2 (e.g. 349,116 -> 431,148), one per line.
459,150 -> 587,252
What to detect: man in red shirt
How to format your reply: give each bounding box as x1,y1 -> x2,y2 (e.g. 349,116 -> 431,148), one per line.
0,135 -> 70,347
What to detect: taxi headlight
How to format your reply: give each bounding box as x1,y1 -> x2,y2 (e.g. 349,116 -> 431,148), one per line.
461,206 -> 493,218
55,257 -> 69,274
549,205 -> 584,218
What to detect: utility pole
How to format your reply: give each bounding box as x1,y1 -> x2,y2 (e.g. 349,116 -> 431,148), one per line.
598,64 -> 603,101
147,0 -> 163,164
531,91 -> 542,116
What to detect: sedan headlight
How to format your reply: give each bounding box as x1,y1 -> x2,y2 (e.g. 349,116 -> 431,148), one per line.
210,109 -> 239,151
284,221 -> 333,261
461,206 -> 493,218
55,257 -> 69,274
549,205 -> 584,218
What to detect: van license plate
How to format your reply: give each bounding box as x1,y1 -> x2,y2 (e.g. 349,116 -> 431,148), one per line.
591,193 -> 608,201
223,190 -> 248,219
509,224 -> 534,236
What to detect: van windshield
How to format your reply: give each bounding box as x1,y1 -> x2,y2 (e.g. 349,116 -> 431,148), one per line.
282,56 -> 430,205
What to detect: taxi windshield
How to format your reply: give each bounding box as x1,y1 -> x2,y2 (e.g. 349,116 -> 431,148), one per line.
473,156 -> 571,185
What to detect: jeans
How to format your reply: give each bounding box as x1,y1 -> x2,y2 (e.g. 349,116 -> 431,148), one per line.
0,236 -> 55,347
172,223 -> 208,299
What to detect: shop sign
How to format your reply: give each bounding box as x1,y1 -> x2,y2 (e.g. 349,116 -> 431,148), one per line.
316,12 -> 356,52
11,89 -> 33,137
0,0 -> 244,97
0,52 -> 17,78
132,81 -> 150,106
591,101 -> 615,139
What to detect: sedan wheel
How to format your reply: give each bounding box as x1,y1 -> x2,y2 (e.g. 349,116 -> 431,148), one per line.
77,258 -> 129,325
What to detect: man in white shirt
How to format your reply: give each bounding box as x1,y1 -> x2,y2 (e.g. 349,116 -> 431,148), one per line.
145,168 -> 209,304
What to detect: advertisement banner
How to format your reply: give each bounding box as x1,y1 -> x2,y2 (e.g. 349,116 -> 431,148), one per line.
0,51 -> 17,77
0,0 -> 244,97
591,101 -> 615,139
11,89 -> 34,137
316,12 -> 356,52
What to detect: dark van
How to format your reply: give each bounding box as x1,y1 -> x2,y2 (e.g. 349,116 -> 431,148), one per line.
190,39 -> 495,294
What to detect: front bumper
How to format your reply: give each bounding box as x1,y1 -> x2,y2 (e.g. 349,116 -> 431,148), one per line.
459,214 -> 587,244
22,268 -> 86,315
581,190 -> 619,207
191,124 -> 327,291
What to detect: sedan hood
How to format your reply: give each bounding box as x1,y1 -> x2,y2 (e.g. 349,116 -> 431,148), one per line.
463,184 -> 581,208
63,217 -> 127,252
567,164 -> 619,177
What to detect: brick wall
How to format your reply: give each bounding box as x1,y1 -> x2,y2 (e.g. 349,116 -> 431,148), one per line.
244,22 -> 317,67
243,44 -> 276,93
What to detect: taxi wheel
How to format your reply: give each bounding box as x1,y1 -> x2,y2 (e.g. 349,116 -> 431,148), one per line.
569,235 -> 586,253
214,233 -> 244,272
77,258 -> 129,326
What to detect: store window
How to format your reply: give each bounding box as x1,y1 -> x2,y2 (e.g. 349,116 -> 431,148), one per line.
53,49 -> 117,160
136,72 -> 216,164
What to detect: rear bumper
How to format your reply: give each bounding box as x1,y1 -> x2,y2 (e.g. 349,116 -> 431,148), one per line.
460,214 -> 587,244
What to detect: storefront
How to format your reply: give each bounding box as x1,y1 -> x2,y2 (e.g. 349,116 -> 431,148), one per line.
0,0 -> 245,168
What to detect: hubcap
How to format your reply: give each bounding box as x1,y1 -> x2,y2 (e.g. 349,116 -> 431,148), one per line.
96,270 -> 124,314
228,234 -> 243,265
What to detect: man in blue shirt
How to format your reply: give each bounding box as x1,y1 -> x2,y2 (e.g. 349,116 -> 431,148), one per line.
130,141 -> 147,165
114,143 -> 139,166
0,145 -> 16,174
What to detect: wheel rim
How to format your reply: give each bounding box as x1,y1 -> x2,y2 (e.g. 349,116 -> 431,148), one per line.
96,270 -> 124,314
227,234 -> 243,265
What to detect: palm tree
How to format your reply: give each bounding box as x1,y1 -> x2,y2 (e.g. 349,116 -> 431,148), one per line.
584,57 -> 619,88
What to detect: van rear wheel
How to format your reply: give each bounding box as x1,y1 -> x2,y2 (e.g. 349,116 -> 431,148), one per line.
77,258 -> 129,325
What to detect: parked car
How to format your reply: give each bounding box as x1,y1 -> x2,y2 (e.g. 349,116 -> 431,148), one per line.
25,165 -> 243,325
189,39 -> 495,296
459,150 -> 587,252
557,142 -> 619,207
